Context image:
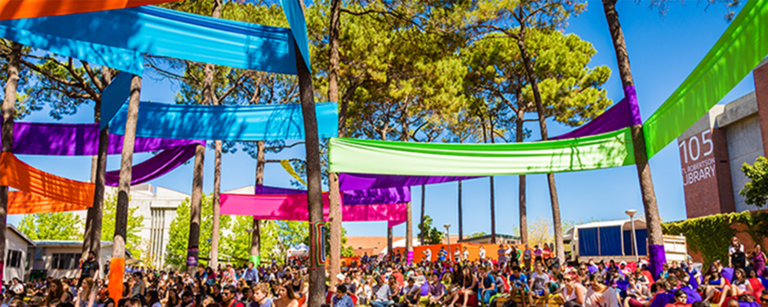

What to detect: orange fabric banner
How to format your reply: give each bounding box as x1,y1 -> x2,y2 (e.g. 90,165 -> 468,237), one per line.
0,0 -> 181,20
108,258 -> 125,303
7,191 -> 90,215
0,153 -> 94,212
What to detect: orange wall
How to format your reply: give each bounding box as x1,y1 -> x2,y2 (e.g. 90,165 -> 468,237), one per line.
391,243 -> 539,262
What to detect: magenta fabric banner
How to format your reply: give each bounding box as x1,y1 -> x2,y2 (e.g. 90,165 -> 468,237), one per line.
220,193 -> 407,227
339,173 -> 478,190
5,119 -> 199,156
551,86 -> 642,140
255,184 -> 411,205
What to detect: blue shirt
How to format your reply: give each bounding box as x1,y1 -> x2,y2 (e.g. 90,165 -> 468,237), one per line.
509,274 -> 528,288
332,295 -> 354,307
244,268 -> 258,282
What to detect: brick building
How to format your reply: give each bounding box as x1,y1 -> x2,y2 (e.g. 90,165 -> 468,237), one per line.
679,60 -> 768,218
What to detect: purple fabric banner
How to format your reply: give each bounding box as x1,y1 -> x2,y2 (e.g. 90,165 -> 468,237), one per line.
338,173 -> 478,191
1,119 -> 203,186
104,144 -> 199,186
648,244 -> 667,280
551,86 -> 642,140
5,119 -> 198,155
255,184 -> 411,205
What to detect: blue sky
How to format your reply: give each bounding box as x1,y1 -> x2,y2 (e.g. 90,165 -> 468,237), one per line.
10,1 -> 758,238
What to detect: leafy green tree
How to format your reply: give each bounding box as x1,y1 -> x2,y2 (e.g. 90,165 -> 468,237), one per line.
417,215 -> 445,245
18,213 -> 82,240
740,156 -> 768,208
165,194 -> 231,268
100,194 -> 144,257
468,231 -> 487,239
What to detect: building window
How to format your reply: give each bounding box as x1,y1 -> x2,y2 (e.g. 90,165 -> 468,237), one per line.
7,250 -> 22,268
52,253 -> 81,270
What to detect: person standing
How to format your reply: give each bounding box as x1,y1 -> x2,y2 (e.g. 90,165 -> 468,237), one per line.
479,246 -> 486,262
729,237 -> 746,269
751,244 -> 766,278
424,248 -> 432,263
462,247 -> 470,262
78,251 -> 100,287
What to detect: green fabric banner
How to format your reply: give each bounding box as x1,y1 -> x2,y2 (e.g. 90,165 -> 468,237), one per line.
643,0 -> 768,158
328,128 -> 635,176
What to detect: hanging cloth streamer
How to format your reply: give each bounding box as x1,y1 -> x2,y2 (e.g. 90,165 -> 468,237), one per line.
220,193 -> 407,227
104,143 -> 199,186
0,0 -> 182,20
280,160 -> 307,186
338,173 -> 478,191
109,102 -> 339,141
0,153 -> 94,211
0,5 -> 302,76
328,128 -> 635,176
7,191 -> 90,215
551,86 -> 642,140
643,0 -> 768,157
4,117 -> 200,156
254,184 -> 411,205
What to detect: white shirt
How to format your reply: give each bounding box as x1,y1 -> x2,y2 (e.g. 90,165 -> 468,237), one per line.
424,249 -> 432,261
479,249 -> 486,260
729,244 -> 744,255
585,287 -> 620,307
463,251 -> 469,260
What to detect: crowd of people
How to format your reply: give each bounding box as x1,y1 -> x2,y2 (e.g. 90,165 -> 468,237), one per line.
2,237 -> 767,307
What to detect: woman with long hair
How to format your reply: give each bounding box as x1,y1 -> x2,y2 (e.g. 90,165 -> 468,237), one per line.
459,267 -> 477,307
147,291 -> 161,307
273,285 -> 298,307
728,268 -> 753,298
45,279 -> 65,307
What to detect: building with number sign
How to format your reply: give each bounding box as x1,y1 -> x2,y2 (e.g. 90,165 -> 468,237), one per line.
678,60 -> 768,218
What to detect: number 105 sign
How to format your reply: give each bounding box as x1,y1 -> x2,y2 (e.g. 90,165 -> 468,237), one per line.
679,130 -> 716,186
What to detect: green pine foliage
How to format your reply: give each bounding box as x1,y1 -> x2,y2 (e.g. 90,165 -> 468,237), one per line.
100,194 -> 145,257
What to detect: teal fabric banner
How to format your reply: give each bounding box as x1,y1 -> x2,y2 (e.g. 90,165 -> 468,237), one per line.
100,72 -> 133,130
643,0 -> 768,157
109,102 -> 339,141
0,6 -> 299,76
281,0 -> 311,71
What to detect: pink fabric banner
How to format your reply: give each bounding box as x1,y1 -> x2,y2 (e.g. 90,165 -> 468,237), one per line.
220,193 -> 406,227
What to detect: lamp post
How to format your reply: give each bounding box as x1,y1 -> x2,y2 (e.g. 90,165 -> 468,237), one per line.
444,224 -> 451,260
626,209 -> 639,263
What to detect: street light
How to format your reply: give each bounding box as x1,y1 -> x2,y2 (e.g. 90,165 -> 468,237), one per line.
626,209 -> 639,263
444,224 -> 451,260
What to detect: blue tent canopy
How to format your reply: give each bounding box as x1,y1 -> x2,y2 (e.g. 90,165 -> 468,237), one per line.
570,219 -> 647,257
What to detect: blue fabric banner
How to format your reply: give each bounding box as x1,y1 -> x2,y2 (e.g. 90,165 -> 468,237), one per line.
109,102 -> 339,141
578,228 -> 599,257
599,226 -> 622,256
0,6 -> 298,76
100,72 -> 133,130
281,0 -> 311,71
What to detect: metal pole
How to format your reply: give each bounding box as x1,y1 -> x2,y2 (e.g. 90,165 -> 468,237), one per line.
631,217 -> 639,263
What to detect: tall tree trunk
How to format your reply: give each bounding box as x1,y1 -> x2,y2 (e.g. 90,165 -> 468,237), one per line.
516,30 -> 565,263
294,3 -> 324,304
458,181 -> 463,241
113,74 -> 141,284
206,0 -> 223,271
327,0 -> 343,284
251,141 -> 266,264
186,144 -> 205,274
602,0 -> 664,275
419,185 -> 425,245
490,176 -> 496,244
83,67 -> 113,265
0,42 -> 22,281
211,140 -> 222,269
515,115 -> 528,245
387,227 -> 393,254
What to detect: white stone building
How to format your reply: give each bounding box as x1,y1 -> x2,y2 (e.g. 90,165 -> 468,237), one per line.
73,184 -> 190,268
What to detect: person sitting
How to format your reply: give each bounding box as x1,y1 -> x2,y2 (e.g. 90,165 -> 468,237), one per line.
426,274 -> 445,307
478,267 -> 497,305
730,269 -> 754,299
528,262 -> 551,307
664,290 -> 691,307
509,266 -> 529,307
585,273 -> 619,307
370,276 -> 394,307
331,285 -> 354,307
398,278 -> 421,307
